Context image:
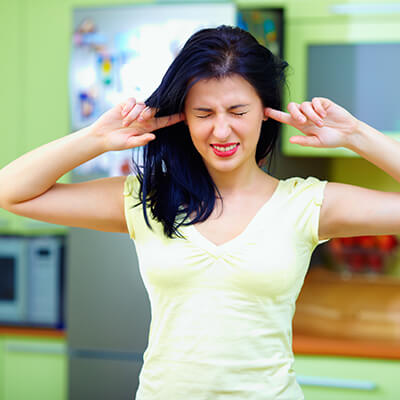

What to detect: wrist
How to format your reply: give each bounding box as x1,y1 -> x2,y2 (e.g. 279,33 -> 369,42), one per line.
79,124 -> 108,155
345,119 -> 384,155
345,119 -> 369,152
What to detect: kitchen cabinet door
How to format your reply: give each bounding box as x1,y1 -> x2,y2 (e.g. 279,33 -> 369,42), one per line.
3,337 -> 67,400
0,0 -> 70,235
0,1 -> 22,233
295,354 -> 400,400
22,0 -> 70,156
0,0 -> 21,169
0,338 -> 4,400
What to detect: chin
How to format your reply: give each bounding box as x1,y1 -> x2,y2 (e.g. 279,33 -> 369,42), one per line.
204,159 -> 243,173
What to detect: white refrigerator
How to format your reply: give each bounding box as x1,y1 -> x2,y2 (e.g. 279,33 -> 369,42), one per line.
67,3 -> 236,399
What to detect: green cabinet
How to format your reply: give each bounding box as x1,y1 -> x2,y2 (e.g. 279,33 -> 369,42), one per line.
0,338 -> 4,400
0,0 -> 69,235
282,0 -> 400,157
10,0 -> 70,235
295,354 -> 400,399
0,0 -> 20,170
0,336 -> 67,400
0,0 -> 22,233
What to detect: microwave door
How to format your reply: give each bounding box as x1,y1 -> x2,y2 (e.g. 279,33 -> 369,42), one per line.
0,238 -> 28,324
0,257 -> 15,300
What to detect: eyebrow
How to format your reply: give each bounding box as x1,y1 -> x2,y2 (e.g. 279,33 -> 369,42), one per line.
193,104 -> 250,112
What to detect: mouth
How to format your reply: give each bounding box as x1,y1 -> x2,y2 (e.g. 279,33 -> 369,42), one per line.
210,143 -> 240,157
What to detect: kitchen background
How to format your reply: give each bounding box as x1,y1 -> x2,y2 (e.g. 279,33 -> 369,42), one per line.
0,0 -> 400,399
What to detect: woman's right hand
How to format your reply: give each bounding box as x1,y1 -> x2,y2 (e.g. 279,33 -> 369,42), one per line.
89,97 -> 184,152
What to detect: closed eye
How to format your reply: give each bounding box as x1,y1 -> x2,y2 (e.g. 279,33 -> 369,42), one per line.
196,115 -> 211,119
195,112 -> 248,119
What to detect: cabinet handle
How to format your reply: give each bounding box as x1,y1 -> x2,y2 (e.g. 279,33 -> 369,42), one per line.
297,375 -> 377,391
6,341 -> 66,355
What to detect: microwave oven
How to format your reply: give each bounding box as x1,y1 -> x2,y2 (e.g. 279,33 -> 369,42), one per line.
282,1 -> 400,157
0,236 -> 65,329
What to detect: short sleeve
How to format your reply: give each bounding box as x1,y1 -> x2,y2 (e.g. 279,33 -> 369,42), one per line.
309,178 -> 330,247
123,175 -> 140,239
290,176 -> 330,248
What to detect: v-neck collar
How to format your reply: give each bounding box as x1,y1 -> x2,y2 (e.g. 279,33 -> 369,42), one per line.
180,179 -> 283,255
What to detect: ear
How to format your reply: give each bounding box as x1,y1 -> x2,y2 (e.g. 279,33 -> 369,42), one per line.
263,108 -> 269,122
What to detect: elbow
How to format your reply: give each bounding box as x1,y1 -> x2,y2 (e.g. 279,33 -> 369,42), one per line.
0,198 -> 14,212
0,191 -> 21,212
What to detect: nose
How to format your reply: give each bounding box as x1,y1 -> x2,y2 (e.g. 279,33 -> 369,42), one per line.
212,114 -> 231,140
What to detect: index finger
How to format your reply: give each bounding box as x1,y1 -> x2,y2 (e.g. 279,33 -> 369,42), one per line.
155,113 -> 185,129
138,106 -> 156,121
265,107 -> 292,125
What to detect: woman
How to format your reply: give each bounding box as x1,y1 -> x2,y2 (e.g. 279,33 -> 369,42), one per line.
0,25 -> 399,399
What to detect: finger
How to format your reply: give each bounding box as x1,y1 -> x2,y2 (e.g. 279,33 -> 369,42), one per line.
287,102 -> 307,124
138,106 -> 156,122
289,134 -> 321,147
121,97 -> 137,117
311,97 -> 327,119
122,102 -> 147,127
126,133 -> 156,148
300,101 -> 324,127
265,107 -> 293,125
154,113 -> 185,129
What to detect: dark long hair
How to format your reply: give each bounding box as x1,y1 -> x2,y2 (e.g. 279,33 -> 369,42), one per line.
131,25 -> 288,238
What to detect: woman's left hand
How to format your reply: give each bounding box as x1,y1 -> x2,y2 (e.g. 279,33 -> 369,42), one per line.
265,97 -> 360,148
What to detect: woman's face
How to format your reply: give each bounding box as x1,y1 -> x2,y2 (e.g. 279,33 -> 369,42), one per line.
184,74 -> 265,175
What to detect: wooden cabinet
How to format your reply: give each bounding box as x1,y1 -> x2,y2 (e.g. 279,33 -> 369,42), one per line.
295,354 -> 400,400
0,336 -> 67,400
294,267 -> 400,343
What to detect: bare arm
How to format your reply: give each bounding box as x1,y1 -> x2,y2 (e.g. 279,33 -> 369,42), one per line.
0,98 -> 184,232
266,98 -> 400,240
0,127 -> 103,206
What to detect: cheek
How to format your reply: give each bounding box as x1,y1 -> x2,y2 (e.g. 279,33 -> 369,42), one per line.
187,121 -> 210,146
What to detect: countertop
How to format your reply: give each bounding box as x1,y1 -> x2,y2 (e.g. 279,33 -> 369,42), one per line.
0,325 -> 65,339
293,266 -> 400,359
293,333 -> 400,359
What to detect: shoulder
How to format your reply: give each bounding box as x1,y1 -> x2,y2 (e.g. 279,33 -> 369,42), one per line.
123,174 -> 140,198
279,175 -> 328,199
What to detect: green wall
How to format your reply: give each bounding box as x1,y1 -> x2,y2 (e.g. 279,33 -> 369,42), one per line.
0,0 -> 399,397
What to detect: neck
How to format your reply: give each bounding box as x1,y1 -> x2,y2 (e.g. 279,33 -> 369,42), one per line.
207,160 -> 267,196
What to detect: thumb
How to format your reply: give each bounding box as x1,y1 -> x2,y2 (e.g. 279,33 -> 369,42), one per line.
289,135 -> 321,147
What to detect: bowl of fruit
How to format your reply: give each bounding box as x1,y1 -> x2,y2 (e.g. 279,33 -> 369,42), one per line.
327,235 -> 399,274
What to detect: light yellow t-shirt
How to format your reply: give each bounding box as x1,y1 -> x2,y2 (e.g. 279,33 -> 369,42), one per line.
124,174 -> 330,400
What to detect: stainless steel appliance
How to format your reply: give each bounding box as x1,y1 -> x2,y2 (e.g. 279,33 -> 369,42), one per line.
0,236 -> 65,328
67,3 -> 284,399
